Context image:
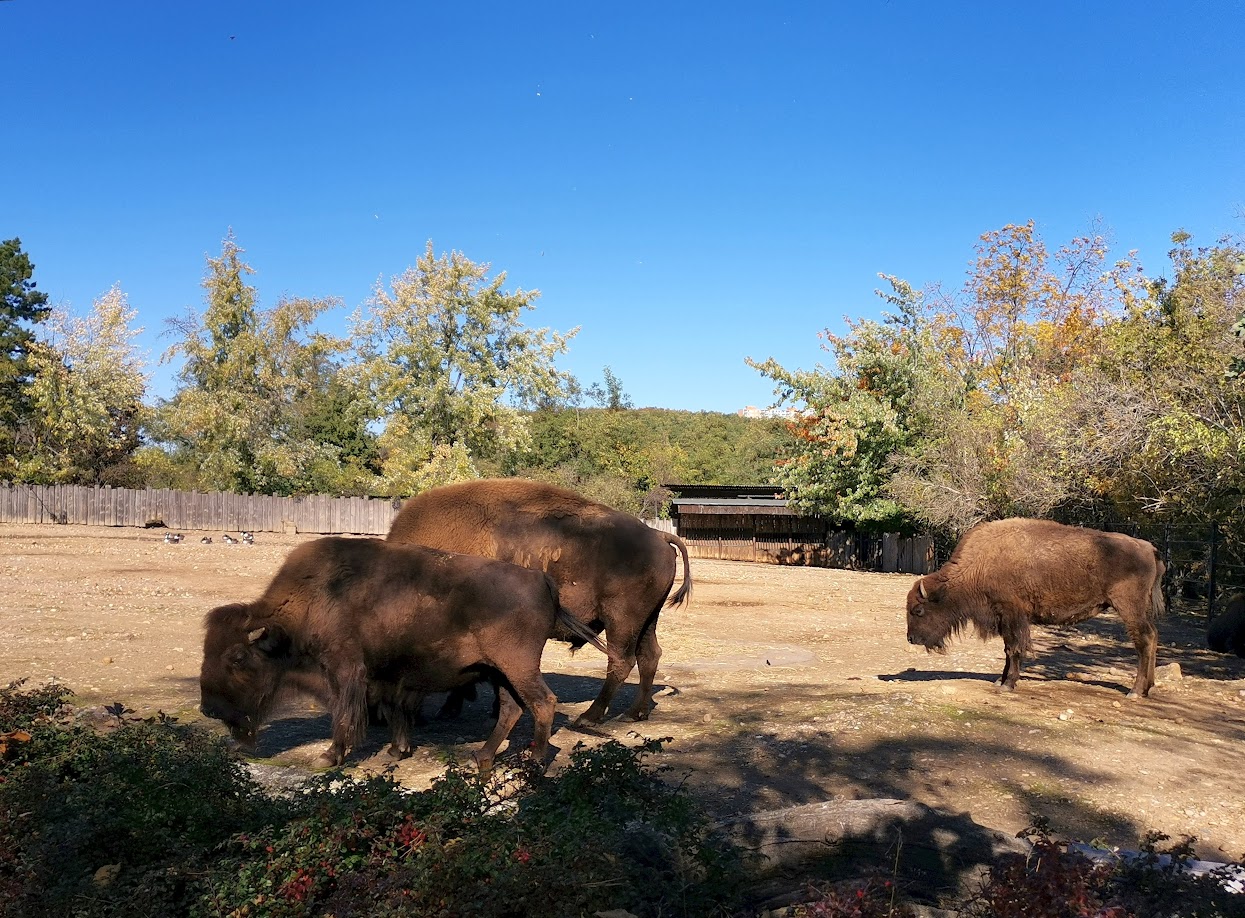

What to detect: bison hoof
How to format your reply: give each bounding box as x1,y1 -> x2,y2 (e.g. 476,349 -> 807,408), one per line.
386,744 -> 411,760
471,750 -> 494,774
574,709 -> 606,726
627,707 -> 651,722
993,681 -> 1016,693
312,753 -> 340,769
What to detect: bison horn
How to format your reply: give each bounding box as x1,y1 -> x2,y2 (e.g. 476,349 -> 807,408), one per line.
247,627 -> 267,644
918,580 -> 928,600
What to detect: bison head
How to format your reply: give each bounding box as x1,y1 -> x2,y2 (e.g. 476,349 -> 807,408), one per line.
199,602 -> 293,749
905,576 -> 955,652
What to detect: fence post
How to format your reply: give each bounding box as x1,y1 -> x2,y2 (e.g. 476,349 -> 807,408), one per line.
1208,522 -> 1219,621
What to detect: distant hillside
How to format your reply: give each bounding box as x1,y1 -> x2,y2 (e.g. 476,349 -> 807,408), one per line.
498,407 -> 795,515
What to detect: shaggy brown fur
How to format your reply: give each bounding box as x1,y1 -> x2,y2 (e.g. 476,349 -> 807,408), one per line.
387,478 -> 691,724
906,518 -> 1164,697
200,536 -> 612,770
1208,592 -> 1245,658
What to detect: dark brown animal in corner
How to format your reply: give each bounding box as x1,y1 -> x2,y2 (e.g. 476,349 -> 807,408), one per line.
199,536 -> 613,770
387,478 -> 692,724
1207,592 -> 1245,658
905,519 -> 1164,697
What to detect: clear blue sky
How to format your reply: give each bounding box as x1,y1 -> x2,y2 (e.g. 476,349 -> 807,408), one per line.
7,1 -> 1244,413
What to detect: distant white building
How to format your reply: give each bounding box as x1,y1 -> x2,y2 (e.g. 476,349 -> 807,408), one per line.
738,405 -> 800,420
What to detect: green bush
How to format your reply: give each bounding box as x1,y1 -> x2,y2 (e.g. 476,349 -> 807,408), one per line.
5,681 -> 1241,918
1,682 -> 741,918
199,737 -> 743,918
1,681 -> 277,917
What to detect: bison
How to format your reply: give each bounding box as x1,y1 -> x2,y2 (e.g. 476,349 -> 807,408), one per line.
1207,592 -> 1245,657
905,519 -> 1164,697
199,536 -> 612,770
387,478 -> 692,724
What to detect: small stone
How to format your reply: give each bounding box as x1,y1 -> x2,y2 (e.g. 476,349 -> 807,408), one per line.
702,713 -> 713,723
93,864 -> 122,887
1058,712 -> 1072,721
1155,663 -> 1183,684
165,665 -> 174,671
1112,701 -> 1121,708
101,657 -> 113,665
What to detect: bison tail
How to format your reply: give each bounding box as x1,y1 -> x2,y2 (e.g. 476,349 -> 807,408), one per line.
555,607 -> 614,661
664,534 -> 693,608
1150,554 -> 1167,620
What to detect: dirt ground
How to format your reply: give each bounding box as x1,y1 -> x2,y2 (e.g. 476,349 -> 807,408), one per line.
3,523 -> 1244,864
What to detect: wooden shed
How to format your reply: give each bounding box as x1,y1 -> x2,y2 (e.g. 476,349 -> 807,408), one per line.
666,484 -> 934,574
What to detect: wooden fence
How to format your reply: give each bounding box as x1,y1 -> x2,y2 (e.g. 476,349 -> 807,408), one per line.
0,483 -> 402,535
680,526 -> 934,574
1,482 -> 935,574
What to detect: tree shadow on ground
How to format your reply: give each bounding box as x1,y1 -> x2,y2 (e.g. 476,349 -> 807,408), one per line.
661,683 -> 1139,904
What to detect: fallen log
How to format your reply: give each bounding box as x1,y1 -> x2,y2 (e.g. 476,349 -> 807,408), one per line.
718,797 -> 1028,904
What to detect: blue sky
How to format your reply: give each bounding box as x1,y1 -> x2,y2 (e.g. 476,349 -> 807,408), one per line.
7,2 -> 1244,413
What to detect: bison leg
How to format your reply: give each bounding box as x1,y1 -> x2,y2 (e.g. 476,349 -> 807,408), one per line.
473,685 -> 524,774
996,647 -> 1024,692
623,622 -> 662,722
997,619 -> 1029,692
576,645 -> 637,725
316,660 -> 369,768
386,689 -> 425,760
436,682 -> 478,720
1124,618 -> 1158,698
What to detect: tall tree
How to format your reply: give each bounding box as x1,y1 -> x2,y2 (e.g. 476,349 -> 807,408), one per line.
1093,232 -> 1245,533
888,223 -> 1142,532
351,241 -> 576,495
12,285 -> 147,483
154,233 -> 353,495
748,276 -> 952,529
1,238 -> 52,460
586,366 -> 634,410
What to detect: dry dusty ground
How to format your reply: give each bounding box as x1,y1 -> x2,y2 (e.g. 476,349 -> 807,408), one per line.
3,523 -> 1244,866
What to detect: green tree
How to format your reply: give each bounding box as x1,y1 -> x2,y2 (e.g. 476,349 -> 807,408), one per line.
351,241 -> 577,495
1094,231 -> 1245,534
12,285 -> 147,483
887,223 -> 1142,532
153,233 -> 356,495
585,366 -> 634,410
748,276 -> 949,529
1,238 -> 52,460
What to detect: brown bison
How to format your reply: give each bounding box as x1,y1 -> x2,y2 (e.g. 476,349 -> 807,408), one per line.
1207,592 -> 1245,657
387,478 -> 691,724
905,519 -> 1164,697
199,536 -> 612,770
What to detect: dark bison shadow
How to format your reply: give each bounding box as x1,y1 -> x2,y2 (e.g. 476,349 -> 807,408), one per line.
881,609 -> 1245,693
247,670 -> 646,762
878,669 -> 998,685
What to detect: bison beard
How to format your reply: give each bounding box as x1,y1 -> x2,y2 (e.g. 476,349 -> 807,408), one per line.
905,519 -> 1165,698
386,478 -> 692,724
199,537 -> 614,770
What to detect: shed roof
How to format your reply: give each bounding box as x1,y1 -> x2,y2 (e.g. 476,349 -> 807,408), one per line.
671,496 -> 792,516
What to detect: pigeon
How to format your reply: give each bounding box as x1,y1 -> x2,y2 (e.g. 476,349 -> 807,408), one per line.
241,531 -> 255,544
201,536 -> 213,544
222,534 -> 237,545
163,532 -> 184,544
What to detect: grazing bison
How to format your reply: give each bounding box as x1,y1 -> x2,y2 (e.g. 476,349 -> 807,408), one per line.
1208,592 -> 1245,658
200,536 -> 612,770
387,478 -> 692,724
905,519 -> 1164,697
